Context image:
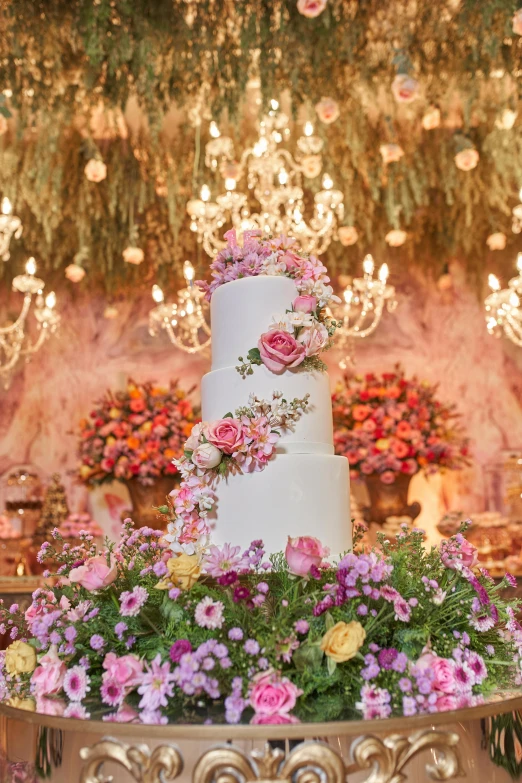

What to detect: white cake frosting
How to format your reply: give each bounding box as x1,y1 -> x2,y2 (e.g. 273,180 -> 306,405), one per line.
202,274 -> 352,554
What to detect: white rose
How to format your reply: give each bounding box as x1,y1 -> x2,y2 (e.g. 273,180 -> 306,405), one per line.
191,443 -> 222,470
122,246 -> 145,265
84,158 -> 107,183
185,422 -> 208,451
297,322 -> 329,357
495,109 -> 517,130
486,232 -> 507,251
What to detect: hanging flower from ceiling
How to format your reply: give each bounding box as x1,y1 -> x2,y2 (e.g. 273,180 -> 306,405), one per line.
122,246 -> 145,265
0,116 -> 7,136
422,106 -> 441,130
380,143 -> 404,164
338,226 -> 359,246
486,232 -> 507,251
315,97 -> 340,124
297,0 -> 327,18
513,8 -> 522,35
454,147 -> 479,171
385,229 -> 407,247
103,305 -> 119,319
84,158 -> 107,183
65,263 -> 86,283
301,155 -> 322,178
495,109 -> 517,130
391,74 -> 419,103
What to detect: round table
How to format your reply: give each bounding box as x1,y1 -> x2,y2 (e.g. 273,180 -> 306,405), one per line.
1,689 -> 522,783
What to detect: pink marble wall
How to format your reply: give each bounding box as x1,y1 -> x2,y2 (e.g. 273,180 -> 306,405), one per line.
0,266 -> 521,539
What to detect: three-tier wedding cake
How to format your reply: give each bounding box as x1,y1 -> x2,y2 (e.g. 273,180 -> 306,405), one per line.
197,237 -> 352,556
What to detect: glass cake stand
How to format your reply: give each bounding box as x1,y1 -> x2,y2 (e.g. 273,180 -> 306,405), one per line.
1,688 -> 522,783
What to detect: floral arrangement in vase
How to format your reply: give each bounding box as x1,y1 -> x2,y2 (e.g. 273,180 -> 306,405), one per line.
198,230 -> 340,377
332,366 -> 469,485
77,380 -> 199,487
0,521 -> 520,730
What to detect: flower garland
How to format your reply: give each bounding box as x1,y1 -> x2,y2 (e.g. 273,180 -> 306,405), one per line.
0,522 -> 520,731
332,367 -> 470,484
163,391 -> 309,557
77,379 -> 199,487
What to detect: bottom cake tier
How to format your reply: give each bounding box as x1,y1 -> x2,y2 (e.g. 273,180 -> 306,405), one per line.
208,453 -> 352,555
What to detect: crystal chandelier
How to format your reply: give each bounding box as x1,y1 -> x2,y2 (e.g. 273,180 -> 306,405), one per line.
149,260 -> 211,354
187,101 -> 344,257
0,198 -> 22,261
333,254 -> 398,369
0,257 -> 60,389
485,253 -> 522,346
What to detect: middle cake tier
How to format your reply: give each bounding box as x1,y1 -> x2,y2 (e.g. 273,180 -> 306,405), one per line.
201,364 -> 334,455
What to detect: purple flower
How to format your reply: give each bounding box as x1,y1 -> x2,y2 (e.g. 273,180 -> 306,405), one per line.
217,571 -> 238,587
120,586 -> 149,617
228,627 -> 244,641
114,622 -> 128,639
153,561 -> 168,578
391,652 -> 408,673
170,640 -> 193,663
257,582 -> 269,594
244,639 -> 260,655
399,678 -> 412,692
233,586 -> 251,603
257,657 -> 269,669
63,666 -> 90,702
378,648 -> 398,670
294,620 -> 309,634
357,604 -> 368,616
9,604 -> 18,614
64,626 -> 77,643
214,643 -> 228,659
168,588 -> 181,600
467,651 -> 487,684
506,572 -> 517,588
403,696 -> 417,716
90,634 -> 105,651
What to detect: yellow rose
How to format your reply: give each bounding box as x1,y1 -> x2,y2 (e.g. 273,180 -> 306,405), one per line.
109,407 -> 121,419
156,554 -> 202,591
5,641 -> 37,675
6,696 -> 36,712
375,438 -> 390,452
320,621 -> 366,663
106,436 -> 116,446
80,465 -> 92,480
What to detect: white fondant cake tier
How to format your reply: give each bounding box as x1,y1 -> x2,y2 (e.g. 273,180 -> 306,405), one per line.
201,364 -> 334,454
208,453 -> 352,554
210,275 -> 298,371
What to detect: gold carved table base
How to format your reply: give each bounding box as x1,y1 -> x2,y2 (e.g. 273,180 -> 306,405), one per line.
79,730 -> 463,783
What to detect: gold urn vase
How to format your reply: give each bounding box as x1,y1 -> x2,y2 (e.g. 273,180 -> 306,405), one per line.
362,473 -> 421,528
123,476 -> 179,530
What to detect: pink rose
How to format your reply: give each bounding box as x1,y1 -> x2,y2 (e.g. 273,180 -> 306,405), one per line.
391,74 -> 419,103
122,246 -> 144,265
103,702 -> 139,723
380,144 -> 404,164
191,442 -> 222,470
249,670 -> 302,715
440,534 -> 478,572
293,295 -> 317,313
36,696 -> 65,716
416,653 -> 456,694
251,713 -> 301,724
385,229 -> 407,247
338,226 -> 359,246
65,264 -> 86,283
513,8 -> 522,36
315,97 -> 340,124
454,148 -> 479,171
258,330 -> 306,374
297,322 -> 329,357
486,232 -> 506,251
379,470 -> 396,484
206,418 -> 244,454
31,646 -> 66,696
297,0 -> 327,18
285,535 -> 329,577
84,158 -> 107,183
435,694 -> 458,712
422,106 -> 441,131
69,554 -> 118,590
102,653 -> 143,688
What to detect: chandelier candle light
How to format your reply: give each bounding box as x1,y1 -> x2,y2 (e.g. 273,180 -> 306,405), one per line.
187,102 -> 344,257
0,257 -> 60,389
334,254 -> 398,368
485,253 -> 522,347
149,260 -> 211,354
0,197 -> 22,261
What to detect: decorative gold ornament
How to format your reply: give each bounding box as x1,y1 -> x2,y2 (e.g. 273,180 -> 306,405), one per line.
79,739 -> 183,783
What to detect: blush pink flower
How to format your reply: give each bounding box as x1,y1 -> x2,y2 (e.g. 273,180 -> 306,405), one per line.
391,74 -> 419,103
251,713 -> 301,724
416,653 -> 456,694
297,322 -> 329,357
513,8 -> 522,35
191,442 -> 222,470
380,470 -> 396,484
65,264 -> 86,283
440,534 -> 478,571
454,148 -> 479,171
385,229 -> 407,247
122,246 -> 144,265
315,96 -> 340,124
293,295 -> 317,313
285,535 -> 329,577
258,330 -> 306,374
338,226 -> 359,246
84,158 -> 107,182
68,554 -> 117,590
380,143 -> 404,164
206,418 -> 244,454
297,0 -> 327,18
102,653 -> 143,688
36,696 -> 66,716
486,232 -> 506,251
422,106 -> 441,131
31,646 -> 66,696
249,670 -> 302,716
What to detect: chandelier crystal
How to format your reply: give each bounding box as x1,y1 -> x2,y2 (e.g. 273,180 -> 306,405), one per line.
485,253 -> 522,346
0,257 -> 60,389
0,198 -> 22,261
149,260 -> 211,354
333,254 -> 398,369
187,102 -> 344,257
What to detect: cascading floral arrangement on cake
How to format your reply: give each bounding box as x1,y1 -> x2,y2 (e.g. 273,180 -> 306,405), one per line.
1,231 -> 521,734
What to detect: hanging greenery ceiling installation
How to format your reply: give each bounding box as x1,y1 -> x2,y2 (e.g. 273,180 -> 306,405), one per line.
1,0 -> 522,292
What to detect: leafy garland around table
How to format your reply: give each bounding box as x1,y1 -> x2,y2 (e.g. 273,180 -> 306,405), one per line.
0,520 -> 521,729
1,0 -> 522,290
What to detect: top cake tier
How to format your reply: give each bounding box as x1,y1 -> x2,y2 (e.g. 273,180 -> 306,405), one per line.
210,275 -> 299,371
